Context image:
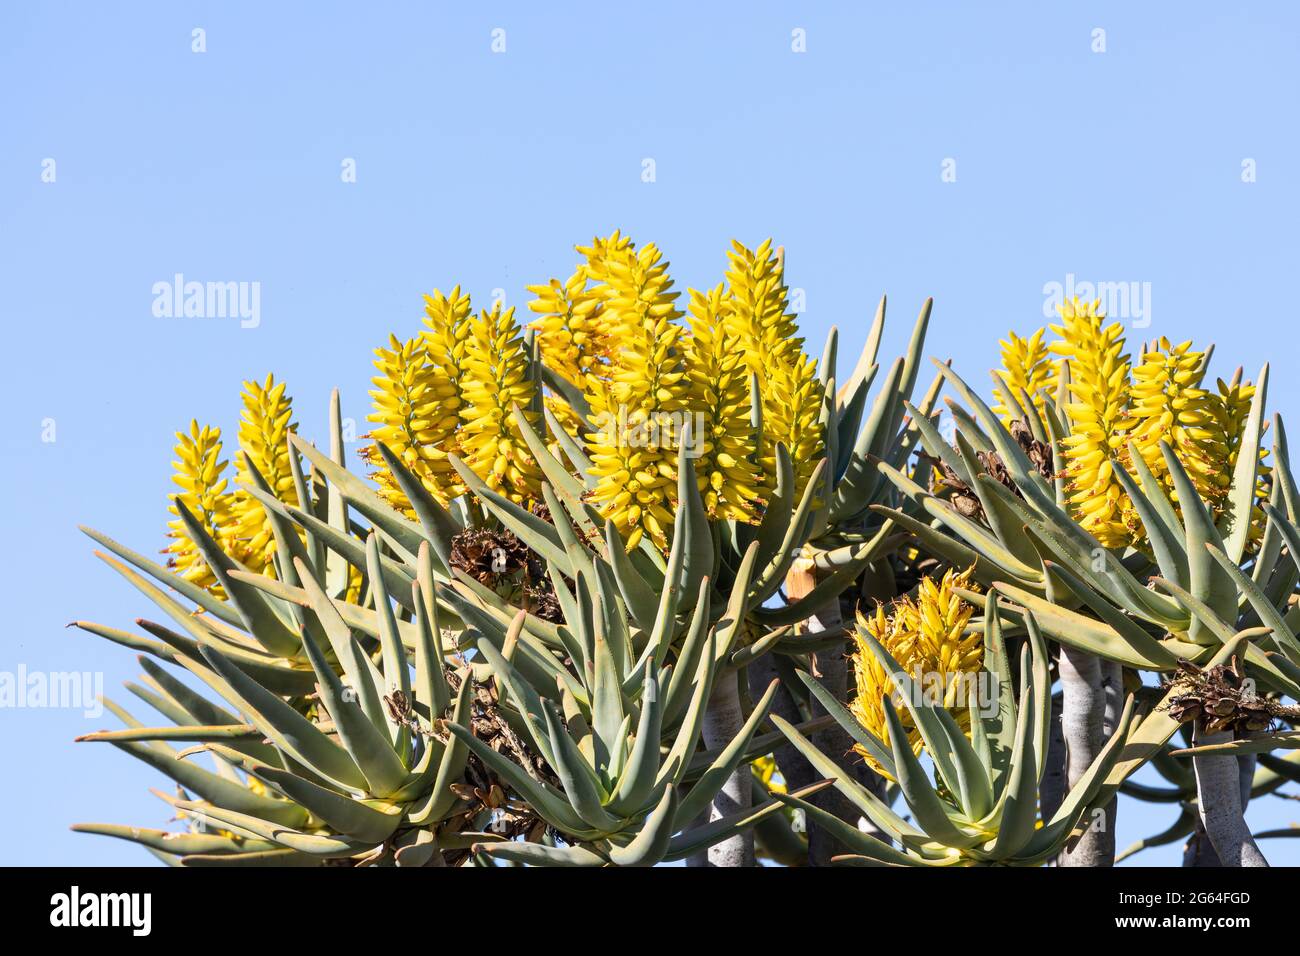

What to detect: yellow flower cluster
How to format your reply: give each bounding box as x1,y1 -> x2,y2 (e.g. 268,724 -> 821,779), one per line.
684,285 -> 763,524
722,240 -> 823,501
361,334 -> 458,513
231,374 -> 298,574
164,375 -> 299,592
458,304 -> 544,502
1128,336 -> 1231,506
362,287 -> 542,508
1213,375 -> 1271,537
523,232 -> 803,550
417,286 -> 473,498
993,328 -> 1056,422
160,231 -> 826,597
849,567 -> 983,780
581,236 -> 687,550
347,233 -> 821,553
1052,299 -> 1135,547
361,287 -> 471,510
996,298 -> 1265,549
164,421 -> 240,592
527,270 -> 609,392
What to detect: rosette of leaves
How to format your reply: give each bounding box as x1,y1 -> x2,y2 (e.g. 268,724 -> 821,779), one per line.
770,597 -> 1145,865
73,390 -> 835,865
72,392 -> 548,865
882,360 -> 1300,697
427,424 -> 845,864
74,554 -> 480,866
447,600 -> 831,866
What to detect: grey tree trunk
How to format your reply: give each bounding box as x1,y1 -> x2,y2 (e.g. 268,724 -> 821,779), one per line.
1095,658 -> 1122,856
804,641 -> 861,866
685,803 -> 711,868
748,654 -> 819,799
1057,647 -> 1114,866
1100,660 -> 1124,735
1183,824 -> 1220,867
1184,742 -> 1257,865
700,667 -> 754,866
1191,725 -> 1267,867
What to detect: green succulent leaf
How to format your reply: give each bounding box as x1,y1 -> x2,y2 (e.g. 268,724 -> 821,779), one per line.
196,644 -> 368,792
172,501 -> 301,658
794,670 -> 897,780
1221,364 -> 1268,563
769,714 -> 920,844
606,784 -> 678,867
607,664 -> 664,816
79,525 -> 243,628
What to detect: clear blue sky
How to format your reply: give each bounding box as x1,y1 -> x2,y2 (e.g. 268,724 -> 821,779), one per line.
2,2 -> 1298,866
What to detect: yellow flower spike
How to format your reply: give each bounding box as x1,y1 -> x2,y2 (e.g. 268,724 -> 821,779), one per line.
1127,337 -> 1230,509
574,229 -> 642,355
683,284 -> 763,524
231,374 -> 298,576
458,303 -> 543,504
722,239 -> 803,370
1050,298 -> 1134,549
359,334 -> 462,511
848,567 -> 983,781
1213,375 -> 1271,545
527,269 -> 609,392
420,284 -> 474,434
542,393 -> 588,450
1215,375 -> 1254,461
721,240 -> 823,500
993,328 -> 1057,424
582,235 -> 687,552
577,229 -> 636,289
165,420 -> 240,593
761,352 -> 824,499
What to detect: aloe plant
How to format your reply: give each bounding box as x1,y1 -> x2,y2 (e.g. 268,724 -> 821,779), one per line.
771,595 -> 1133,865
73,381 -> 841,866
887,326 -> 1294,865
70,238 -> 1300,869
